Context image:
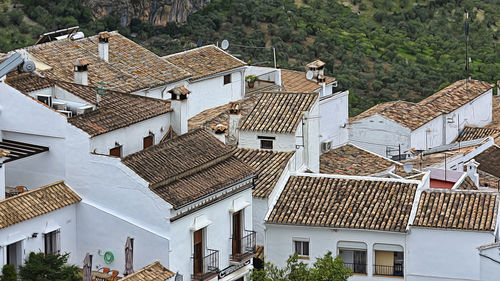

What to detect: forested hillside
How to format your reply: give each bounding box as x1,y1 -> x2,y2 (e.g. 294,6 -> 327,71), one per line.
0,0 -> 498,115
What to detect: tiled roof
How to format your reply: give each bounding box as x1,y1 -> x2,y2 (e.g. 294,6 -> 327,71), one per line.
234,148 -> 293,198
23,32 -> 190,92
188,96 -> 259,132
267,175 -> 418,232
0,181 -> 81,229
240,92 -> 318,134
412,190 -> 498,231
5,73 -> 55,92
474,145 -> 500,179
320,144 -> 419,178
120,261 -> 174,281
456,127 -> 500,142
122,129 -> 254,208
280,69 -> 335,93
456,176 -> 478,190
164,45 -> 246,80
351,79 -> 493,131
255,245 -> 264,260
0,149 -> 9,158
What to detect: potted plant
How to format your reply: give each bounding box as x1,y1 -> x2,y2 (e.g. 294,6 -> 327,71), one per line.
245,75 -> 258,88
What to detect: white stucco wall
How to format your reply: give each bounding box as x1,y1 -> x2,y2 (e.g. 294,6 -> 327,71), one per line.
238,132 -> 296,152
265,224 -> 406,280
406,227 -> 495,281
349,115 -> 411,157
479,245 -> 500,281
89,113 -> 171,157
0,205 -> 78,267
319,91 -> 349,146
410,115 -> 444,151
169,187 -> 253,279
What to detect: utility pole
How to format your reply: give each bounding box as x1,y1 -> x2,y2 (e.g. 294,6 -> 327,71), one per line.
465,11 -> 470,90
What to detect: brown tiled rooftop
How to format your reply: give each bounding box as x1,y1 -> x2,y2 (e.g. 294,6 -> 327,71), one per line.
0,181 -> 81,229
412,190 -> 498,231
456,127 -> 500,142
164,45 -> 246,80
320,144 -> 419,178
122,129 -> 255,208
120,261 -> 174,281
240,92 -> 318,134
267,175 -> 418,232
24,32 -> 191,92
456,176 -> 478,190
234,148 -> 293,198
0,149 -> 9,158
280,69 -> 335,93
474,145 -> 500,179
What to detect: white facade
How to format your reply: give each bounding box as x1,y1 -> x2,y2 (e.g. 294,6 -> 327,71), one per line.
319,90 -> 349,147
478,243 -> 500,281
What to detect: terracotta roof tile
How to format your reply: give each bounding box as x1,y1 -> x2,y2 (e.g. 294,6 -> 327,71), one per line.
164,45 -> 246,80
267,175 -> 418,232
24,32 -> 191,92
0,150 -> 9,158
456,176 -> 478,190
120,261 -> 174,281
234,149 -> 293,198
0,181 -> 81,229
280,69 -> 335,93
320,144 -> 420,177
240,92 -> 318,134
456,127 -> 500,142
412,190 -> 498,231
474,145 -> 500,179
122,129 -> 255,208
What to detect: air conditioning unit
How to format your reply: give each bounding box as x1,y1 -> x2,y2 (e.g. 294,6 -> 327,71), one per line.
36,94 -> 52,107
321,141 -> 332,153
52,101 -> 67,111
57,110 -> 73,118
77,105 -> 94,115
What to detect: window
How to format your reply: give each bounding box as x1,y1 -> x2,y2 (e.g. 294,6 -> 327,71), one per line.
224,74 -> 231,85
293,240 -> 309,257
109,146 -> 122,157
44,230 -> 60,254
258,136 -> 275,150
339,249 -> 367,274
143,134 -> 154,149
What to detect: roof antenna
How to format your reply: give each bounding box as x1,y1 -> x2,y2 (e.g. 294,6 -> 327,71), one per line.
465,11 -> 470,91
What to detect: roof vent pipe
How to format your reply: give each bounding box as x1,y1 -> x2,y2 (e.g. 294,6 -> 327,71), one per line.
98,32 -> 110,62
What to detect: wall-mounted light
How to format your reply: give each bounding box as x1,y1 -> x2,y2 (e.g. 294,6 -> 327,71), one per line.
31,233 -> 38,238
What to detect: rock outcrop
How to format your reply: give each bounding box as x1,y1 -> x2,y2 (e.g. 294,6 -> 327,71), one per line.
83,0 -> 211,26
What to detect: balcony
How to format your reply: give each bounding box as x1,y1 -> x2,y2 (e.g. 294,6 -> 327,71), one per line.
191,249 -> 219,281
230,230 -> 256,262
374,264 -> 404,277
343,263 -> 367,274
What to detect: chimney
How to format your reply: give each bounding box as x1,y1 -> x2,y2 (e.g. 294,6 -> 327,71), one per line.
74,58 -> 89,86
98,32 -> 110,62
168,85 -> 190,135
305,60 -> 326,83
465,159 -> 480,187
226,102 -> 241,146
0,150 -> 10,200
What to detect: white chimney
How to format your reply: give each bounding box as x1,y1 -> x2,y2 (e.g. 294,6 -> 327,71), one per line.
465,159 -> 480,187
169,85 -> 190,135
226,102 -> 240,146
74,58 -> 89,86
0,150 -> 9,200
98,32 -> 110,62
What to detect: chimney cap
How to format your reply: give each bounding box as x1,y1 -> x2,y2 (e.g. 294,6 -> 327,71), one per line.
168,85 -> 190,100
213,124 -> 228,134
99,32 -> 111,43
74,58 -> 89,67
228,102 -> 240,115
306,59 -> 325,69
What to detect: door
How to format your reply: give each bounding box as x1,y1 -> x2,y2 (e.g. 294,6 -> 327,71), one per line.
193,229 -> 203,276
7,241 -> 22,270
143,135 -> 154,149
232,211 -> 242,258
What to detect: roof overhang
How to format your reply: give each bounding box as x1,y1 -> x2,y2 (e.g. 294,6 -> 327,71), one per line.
0,139 -> 49,165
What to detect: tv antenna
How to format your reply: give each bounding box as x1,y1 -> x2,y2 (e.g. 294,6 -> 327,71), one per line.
465,11 -> 470,90
221,39 -> 229,50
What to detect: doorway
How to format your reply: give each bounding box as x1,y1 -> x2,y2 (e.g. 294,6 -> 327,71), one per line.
7,241 -> 22,269
193,229 -> 204,276
232,211 -> 242,258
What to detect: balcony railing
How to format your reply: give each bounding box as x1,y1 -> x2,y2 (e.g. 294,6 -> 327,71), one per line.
230,230 -> 256,261
191,249 -> 219,280
374,264 -> 404,277
343,262 -> 367,274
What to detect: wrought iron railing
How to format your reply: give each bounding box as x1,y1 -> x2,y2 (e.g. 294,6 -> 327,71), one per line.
191,249 -> 219,280
374,264 -> 404,276
230,230 -> 256,261
343,262 -> 367,274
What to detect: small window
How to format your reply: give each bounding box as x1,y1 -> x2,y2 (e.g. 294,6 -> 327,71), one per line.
143,134 -> 154,149
294,240 -> 309,257
224,74 -> 231,85
109,146 -> 122,157
44,230 -> 60,255
260,139 -> 273,150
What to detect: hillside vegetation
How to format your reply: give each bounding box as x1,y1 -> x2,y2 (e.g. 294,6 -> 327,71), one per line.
1,0 -> 499,115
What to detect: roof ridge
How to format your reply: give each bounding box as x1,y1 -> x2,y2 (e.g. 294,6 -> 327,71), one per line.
293,172 -> 421,185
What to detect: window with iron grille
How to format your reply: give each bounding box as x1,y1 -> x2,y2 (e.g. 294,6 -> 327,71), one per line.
44,230 -> 60,255
293,240 -> 309,257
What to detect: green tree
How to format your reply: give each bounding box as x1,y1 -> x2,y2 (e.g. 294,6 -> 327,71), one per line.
18,252 -> 80,281
1,264 -> 17,281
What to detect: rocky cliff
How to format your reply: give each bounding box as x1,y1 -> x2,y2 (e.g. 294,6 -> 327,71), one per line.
83,0 -> 211,26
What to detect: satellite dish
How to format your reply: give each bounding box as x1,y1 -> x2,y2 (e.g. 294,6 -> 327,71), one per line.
22,60 -> 36,73
306,70 -> 314,80
403,162 -> 413,174
221,39 -> 229,50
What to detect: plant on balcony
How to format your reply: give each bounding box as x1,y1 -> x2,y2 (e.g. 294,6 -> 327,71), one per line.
250,251 -> 352,281
1,264 -> 17,281
18,252 -> 81,281
245,75 -> 259,88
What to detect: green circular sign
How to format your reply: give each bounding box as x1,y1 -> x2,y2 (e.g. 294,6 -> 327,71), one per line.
103,251 -> 114,264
